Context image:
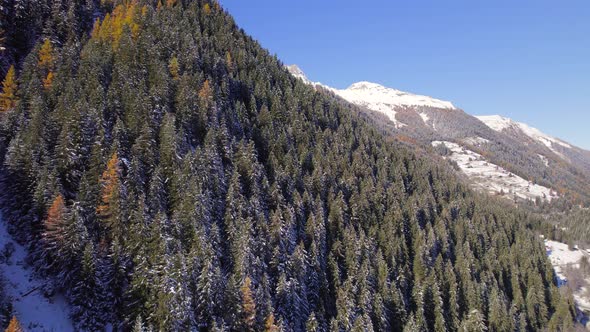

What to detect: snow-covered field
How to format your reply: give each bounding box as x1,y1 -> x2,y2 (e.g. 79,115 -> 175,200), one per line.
0,215 -> 74,331
545,239 -> 590,313
432,141 -> 556,201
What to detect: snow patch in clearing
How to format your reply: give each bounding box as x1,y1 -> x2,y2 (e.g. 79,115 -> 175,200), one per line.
545,239 -> 590,313
0,215 -> 74,331
433,141 -> 556,201
418,112 -> 430,124
538,154 -> 549,167
462,136 -> 490,146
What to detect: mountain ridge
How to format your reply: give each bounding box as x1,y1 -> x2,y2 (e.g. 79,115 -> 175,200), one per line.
287,64 -> 584,153
287,64 -> 590,203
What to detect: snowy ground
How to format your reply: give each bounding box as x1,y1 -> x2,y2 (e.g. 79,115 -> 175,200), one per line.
0,214 -> 74,331
432,141 -> 557,202
545,239 -> 590,313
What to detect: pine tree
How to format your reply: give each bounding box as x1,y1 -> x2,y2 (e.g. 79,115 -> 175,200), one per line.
71,243 -> 102,330
0,65 -> 17,112
133,315 -> 145,332
0,28 -> 5,51
459,309 -> 487,332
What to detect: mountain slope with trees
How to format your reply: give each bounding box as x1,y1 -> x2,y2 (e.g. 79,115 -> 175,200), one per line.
0,0 -> 578,330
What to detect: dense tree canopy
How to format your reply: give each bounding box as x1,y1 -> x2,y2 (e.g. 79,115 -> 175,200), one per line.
0,0 -> 576,331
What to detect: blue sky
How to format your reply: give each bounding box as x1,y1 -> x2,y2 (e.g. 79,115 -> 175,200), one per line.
220,1 -> 590,149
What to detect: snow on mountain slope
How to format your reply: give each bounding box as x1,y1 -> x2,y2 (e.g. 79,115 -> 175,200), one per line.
476,115 -> 572,157
545,239 -> 590,314
336,81 -> 455,110
286,65 -> 455,128
0,215 -> 74,331
286,65 -> 315,86
433,141 -> 557,201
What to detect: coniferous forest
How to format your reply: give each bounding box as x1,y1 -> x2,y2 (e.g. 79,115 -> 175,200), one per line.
0,0 -> 579,331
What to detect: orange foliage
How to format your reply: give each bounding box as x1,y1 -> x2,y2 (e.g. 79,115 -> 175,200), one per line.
396,134 -> 418,145
38,39 -> 54,70
168,56 -> 180,80
0,65 -> 18,112
166,0 -> 177,7
44,195 -> 66,244
264,313 -> 279,332
241,276 -> 256,330
97,152 -> 120,221
46,195 -> 66,229
43,71 -> 55,90
91,2 -> 141,49
198,79 -> 212,102
5,316 -> 24,332
225,51 -> 233,69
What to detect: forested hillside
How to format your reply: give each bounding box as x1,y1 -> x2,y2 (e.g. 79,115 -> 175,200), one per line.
0,0 -> 578,330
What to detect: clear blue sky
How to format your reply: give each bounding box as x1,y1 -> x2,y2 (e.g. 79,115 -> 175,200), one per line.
220,1 -> 590,149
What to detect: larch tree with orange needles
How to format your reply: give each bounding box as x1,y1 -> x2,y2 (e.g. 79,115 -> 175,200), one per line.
97,152 -> 122,237
5,316 -> 24,332
0,65 -> 18,112
241,276 -> 257,331
38,39 -> 54,70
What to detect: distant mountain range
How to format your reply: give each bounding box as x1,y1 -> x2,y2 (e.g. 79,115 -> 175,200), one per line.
287,64 -> 590,203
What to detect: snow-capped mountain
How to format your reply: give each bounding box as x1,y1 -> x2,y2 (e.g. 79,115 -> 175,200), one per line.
286,65 -> 455,128
333,81 -> 455,128
287,64 -> 590,202
336,81 -> 455,110
285,65 -> 314,86
476,115 -> 572,157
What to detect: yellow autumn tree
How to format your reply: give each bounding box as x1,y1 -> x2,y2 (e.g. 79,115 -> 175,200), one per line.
198,79 -> 213,108
264,313 -> 280,332
97,152 -> 121,231
241,276 -> 257,331
38,39 -> 54,70
43,195 -> 67,250
168,56 -> 180,80
0,65 -> 18,112
91,2 -> 140,49
5,316 -> 24,332
203,3 -> 211,15
45,195 -> 66,231
43,71 -> 54,90
225,51 -> 233,70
